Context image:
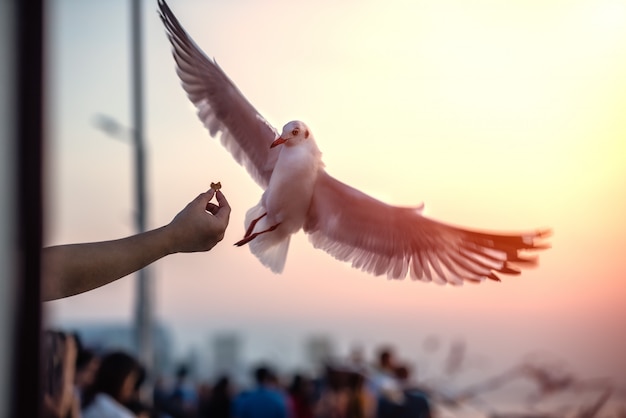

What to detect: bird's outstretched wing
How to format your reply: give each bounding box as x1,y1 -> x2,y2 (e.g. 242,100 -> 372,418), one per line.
158,0 -> 279,188
304,171 -> 550,284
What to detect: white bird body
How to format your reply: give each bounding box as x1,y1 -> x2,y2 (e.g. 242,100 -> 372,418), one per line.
158,0 -> 550,284
265,128 -> 322,233
246,123 -> 323,272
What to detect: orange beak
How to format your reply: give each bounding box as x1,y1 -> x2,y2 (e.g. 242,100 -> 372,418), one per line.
270,136 -> 287,148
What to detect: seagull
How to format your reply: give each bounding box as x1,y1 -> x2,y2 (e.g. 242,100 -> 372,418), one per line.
158,0 -> 550,285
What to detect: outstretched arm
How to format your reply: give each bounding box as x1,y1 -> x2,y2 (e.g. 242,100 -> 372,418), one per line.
42,189 -> 231,301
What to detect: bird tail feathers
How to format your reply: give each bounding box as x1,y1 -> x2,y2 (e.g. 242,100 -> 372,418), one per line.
250,234 -> 290,273
244,202 -> 266,230
244,202 -> 290,273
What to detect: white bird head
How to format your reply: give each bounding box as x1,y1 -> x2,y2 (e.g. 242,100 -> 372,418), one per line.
270,120 -> 311,148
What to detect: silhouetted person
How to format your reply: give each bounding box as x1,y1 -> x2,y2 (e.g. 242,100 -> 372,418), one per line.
125,365 -> 154,418
234,365 -> 288,418
288,374 -> 315,418
74,346 -> 100,404
42,331 -> 80,418
345,372 -> 375,418
395,364 -> 431,418
153,376 -> 190,418
81,351 -> 142,418
370,345 -> 401,403
199,375 -> 234,418
169,364 -> 198,417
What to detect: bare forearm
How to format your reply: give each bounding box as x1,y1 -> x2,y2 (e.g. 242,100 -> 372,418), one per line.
42,189 -> 230,301
42,226 -> 173,301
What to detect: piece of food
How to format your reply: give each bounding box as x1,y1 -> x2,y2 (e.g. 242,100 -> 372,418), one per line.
210,181 -> 222,191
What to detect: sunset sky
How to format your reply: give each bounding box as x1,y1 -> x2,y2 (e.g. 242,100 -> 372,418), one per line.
44,0 -> 625,388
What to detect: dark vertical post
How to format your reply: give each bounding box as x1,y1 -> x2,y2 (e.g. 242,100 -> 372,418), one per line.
11,0 -> 44,416
131,0 -> 153,371
0,1 -> 15,415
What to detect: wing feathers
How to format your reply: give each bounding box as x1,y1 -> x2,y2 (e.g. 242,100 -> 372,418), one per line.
158,0 -> 279,188
305,171 -> 550,285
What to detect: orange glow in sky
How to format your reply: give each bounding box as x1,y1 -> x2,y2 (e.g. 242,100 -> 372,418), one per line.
45,0 -> 625,386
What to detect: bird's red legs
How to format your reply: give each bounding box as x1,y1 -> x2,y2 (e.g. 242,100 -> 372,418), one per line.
234,223 -> 281,247
234,212 -> 280,246
243,212 -> 267,238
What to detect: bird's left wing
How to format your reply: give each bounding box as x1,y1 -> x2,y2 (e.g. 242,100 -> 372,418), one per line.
159,0 -> 279,188
304,171 -> 550,284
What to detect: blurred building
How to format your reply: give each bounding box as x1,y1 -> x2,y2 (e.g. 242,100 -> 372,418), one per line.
304,334 -> 336,372
66,322 -> 174,374
211,332 -> 243,380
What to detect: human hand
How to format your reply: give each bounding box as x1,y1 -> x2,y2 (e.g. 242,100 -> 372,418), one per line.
42,331 -> 78,418
166,188 -> 231,253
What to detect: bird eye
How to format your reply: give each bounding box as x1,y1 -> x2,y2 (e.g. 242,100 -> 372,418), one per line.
291,129 -> 299,136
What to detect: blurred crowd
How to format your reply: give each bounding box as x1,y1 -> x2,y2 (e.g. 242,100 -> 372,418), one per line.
42,330 -> 432,418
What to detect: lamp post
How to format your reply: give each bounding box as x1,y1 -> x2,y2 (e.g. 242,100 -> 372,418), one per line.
94,110 -> 153,373
130,0 -> 153,373
93,0 -> 152,372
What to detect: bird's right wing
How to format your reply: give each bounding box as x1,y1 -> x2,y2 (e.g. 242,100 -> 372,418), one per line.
159,0 -> 279,188
304,171 -> 550,284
